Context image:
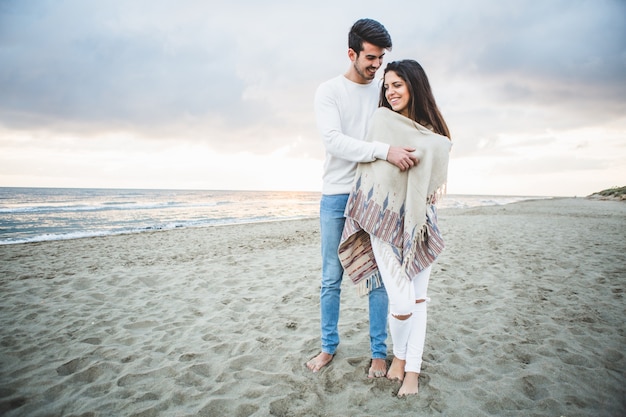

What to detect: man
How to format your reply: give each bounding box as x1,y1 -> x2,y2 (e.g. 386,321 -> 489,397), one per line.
306,18 -> 418,376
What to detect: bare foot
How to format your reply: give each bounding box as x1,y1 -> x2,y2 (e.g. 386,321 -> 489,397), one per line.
306,352 -> 333,372
398,372 -> 419,397
386,356 -> 405,381
368,358 -> 387,378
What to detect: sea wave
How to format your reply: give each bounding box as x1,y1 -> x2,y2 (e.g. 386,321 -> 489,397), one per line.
0,201 -> 227,214
0,214 -> 316,245
0,188 -> 549,245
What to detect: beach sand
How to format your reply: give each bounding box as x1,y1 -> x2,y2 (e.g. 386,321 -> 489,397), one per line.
0,198 -> 624,417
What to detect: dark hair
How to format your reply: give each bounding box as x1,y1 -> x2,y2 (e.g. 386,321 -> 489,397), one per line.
380,60 -> 451,139
348,18 -> 392,55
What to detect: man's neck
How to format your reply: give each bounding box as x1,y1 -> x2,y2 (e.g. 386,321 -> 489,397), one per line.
344,68 -> 373,85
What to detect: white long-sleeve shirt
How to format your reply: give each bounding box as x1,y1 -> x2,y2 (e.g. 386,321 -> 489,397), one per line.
315,75 -> 390,195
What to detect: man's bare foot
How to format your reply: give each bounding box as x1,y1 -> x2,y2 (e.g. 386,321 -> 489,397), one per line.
398,372 -> 419,397
368,358 -> 387,378
306,352 -> 333,373
386,356 -> 405,381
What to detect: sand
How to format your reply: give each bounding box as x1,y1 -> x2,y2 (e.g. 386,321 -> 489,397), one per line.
0,197 -> 624,417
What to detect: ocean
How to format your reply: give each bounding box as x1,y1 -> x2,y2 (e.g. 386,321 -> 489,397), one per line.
0,187 -> 545,245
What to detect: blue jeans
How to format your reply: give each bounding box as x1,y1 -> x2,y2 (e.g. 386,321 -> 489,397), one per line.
319,194 -> 388,359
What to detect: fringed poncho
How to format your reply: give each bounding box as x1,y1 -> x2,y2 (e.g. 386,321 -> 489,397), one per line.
338,107 -> 452,295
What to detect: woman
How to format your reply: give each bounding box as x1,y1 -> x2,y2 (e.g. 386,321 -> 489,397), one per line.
338,59 -> 451,397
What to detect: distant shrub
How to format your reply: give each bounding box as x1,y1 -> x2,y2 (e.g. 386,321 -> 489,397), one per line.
597,186 -> 626,197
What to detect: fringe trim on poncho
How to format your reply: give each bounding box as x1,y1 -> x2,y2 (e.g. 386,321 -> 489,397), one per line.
338,107 -> 451,296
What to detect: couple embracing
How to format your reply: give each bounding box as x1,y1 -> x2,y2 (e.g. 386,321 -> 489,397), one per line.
305,18 -> 451,398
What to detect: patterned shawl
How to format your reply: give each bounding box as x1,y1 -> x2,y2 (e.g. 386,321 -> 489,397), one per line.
338,107 -> 452,295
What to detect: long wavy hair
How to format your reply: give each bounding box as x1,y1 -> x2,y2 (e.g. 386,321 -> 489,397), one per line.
379,60 -> 451,139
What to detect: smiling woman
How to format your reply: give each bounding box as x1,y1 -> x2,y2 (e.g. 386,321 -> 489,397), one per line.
383,71 -> 410,117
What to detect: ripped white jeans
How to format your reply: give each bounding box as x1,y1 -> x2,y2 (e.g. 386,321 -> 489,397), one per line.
370,234 -> 431,374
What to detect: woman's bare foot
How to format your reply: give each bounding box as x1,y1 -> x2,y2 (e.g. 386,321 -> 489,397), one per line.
386,356 -> 405,381
368,358 -> 387,378
398,372 -> 419,397
305,352 -> 334,372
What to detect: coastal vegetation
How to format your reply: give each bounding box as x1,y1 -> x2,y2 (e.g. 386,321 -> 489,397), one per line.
588,186 -> 626,200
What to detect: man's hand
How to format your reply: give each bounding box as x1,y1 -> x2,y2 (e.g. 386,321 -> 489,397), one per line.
387,146 -> 418,171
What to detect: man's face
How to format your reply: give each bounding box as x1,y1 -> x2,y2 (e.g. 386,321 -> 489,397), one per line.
349,41 -> 386,84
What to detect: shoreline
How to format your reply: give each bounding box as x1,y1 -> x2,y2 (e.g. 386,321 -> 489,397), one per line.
0,215 -> 321,247
1,197 -> 624,416
0,191 -> 553,246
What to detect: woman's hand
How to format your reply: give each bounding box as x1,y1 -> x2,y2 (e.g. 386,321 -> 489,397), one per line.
387,146 -> 418,171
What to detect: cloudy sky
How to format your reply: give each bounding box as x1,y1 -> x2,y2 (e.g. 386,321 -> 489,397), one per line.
1,0 -> 624,196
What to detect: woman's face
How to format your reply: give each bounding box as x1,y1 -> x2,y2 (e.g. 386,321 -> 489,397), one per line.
384,70 -> 410,117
